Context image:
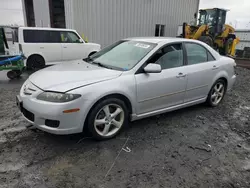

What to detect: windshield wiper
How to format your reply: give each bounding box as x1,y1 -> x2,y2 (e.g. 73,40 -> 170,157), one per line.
92,61 -> 112,69
83,57 -> 93,62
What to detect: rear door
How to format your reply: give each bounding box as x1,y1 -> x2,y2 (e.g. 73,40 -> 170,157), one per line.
22,30 -> 62,64
183,42 -> 219,102
60,31 -> 89,61
135,43 -> 188,114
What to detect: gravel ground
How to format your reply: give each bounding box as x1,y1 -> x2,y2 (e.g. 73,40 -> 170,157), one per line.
0,67 -> 250,188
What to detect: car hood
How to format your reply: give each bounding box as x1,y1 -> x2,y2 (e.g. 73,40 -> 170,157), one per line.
29,60 -> 122,92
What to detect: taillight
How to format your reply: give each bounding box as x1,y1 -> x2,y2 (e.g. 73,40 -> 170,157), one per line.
19,44 -> 23,53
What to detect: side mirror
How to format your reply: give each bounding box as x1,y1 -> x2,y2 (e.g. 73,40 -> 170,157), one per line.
144,63 -> 162,73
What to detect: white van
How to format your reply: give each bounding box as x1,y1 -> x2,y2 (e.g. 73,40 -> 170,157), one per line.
9,27 -> 101,69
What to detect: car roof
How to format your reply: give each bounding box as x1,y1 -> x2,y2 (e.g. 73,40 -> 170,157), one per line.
18,27 -> 77,32
125,37 -> 200,44
126,37 -> 221,59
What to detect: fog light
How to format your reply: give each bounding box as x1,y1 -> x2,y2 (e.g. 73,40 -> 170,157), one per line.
45,119 -> 60,128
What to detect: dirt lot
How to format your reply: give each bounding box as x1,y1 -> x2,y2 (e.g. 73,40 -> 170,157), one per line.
0,67 -> 250,188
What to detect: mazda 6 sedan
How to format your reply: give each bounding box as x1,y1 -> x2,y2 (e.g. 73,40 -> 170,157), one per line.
17,37 -> 236,140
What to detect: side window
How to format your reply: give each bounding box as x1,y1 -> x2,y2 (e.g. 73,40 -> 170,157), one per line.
60,31 -> 80,43
185,43 -> 208,65
23,30 -> 60,43
207,51 -> 215,61
23,30 -> 45,43
47,31 -> 61,43
68,32 -> 80,43
24,30 -> 37,43
148,44 -> 183,70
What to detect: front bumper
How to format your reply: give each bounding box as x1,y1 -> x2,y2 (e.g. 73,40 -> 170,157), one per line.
17,94 -> 86,135
228,74 -> 236,91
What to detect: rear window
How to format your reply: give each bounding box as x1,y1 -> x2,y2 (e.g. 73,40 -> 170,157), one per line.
23,30 -> 61,43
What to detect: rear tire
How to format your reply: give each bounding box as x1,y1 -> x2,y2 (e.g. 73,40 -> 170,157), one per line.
199,36 -> 213,47
87,98 -> 128,140
7,71 -> 17,80
26,55 -> 45,70
13,70 -> 22,77
206,79 -> 226,107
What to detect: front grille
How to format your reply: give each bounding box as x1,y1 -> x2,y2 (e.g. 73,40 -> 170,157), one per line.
22,107 -> 35,122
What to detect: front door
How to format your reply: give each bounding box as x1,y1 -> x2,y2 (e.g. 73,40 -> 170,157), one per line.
60,31 -> 88,61
135,43 -> 188,114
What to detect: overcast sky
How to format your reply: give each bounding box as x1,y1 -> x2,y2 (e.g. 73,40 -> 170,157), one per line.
0,0 -> 250,29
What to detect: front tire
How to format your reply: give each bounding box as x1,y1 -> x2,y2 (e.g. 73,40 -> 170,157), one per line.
87,98 -> 128,140
206,79 -> 226,107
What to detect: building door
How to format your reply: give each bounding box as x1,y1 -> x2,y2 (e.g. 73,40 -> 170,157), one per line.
49,0 -> 66,28
155,24 -> 165,36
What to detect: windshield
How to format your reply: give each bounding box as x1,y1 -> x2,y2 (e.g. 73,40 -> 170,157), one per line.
199,10 -> 217,26
85,40 -> 156,71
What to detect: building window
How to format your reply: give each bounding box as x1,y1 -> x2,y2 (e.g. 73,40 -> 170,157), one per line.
155,24 -> 165,37
24,0 -> 35,27
49,0 -> 66,28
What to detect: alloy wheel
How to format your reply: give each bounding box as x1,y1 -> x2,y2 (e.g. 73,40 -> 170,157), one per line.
94,104 -> 125,137
211,82 -> 225,105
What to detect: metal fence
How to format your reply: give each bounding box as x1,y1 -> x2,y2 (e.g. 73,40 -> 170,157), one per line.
235,30 -> 250,59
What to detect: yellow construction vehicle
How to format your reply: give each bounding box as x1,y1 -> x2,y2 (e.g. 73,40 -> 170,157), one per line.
181,8 -> 239,56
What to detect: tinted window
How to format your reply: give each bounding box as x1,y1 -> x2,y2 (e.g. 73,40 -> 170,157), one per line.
23,30 -> 61,43
148,44 -> 183,70
60,31 -> 80,43
185,43 -> 208,65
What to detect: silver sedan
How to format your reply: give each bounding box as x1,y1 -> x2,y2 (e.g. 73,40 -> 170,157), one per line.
17,37 -> 236,140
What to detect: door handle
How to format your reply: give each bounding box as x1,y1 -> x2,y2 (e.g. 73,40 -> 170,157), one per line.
40,47 -> 44,49
176,73 -> 186,78
63,46 -> 67,48
212,65 -> 219,70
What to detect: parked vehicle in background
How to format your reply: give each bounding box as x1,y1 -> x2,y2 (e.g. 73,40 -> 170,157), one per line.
17,37 -> 236,140
9,27 -> 101,69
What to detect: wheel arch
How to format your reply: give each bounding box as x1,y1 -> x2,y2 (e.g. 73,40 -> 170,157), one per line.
26,53 -> 45,61
26,53 -> 46,69
83,93 -> 133,131
210,74 -> 228,94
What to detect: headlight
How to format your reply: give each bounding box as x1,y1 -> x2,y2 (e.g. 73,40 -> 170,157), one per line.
37,92 -> 81,103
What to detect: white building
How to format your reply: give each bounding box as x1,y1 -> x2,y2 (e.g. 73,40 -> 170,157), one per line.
22,0 -> 200,47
